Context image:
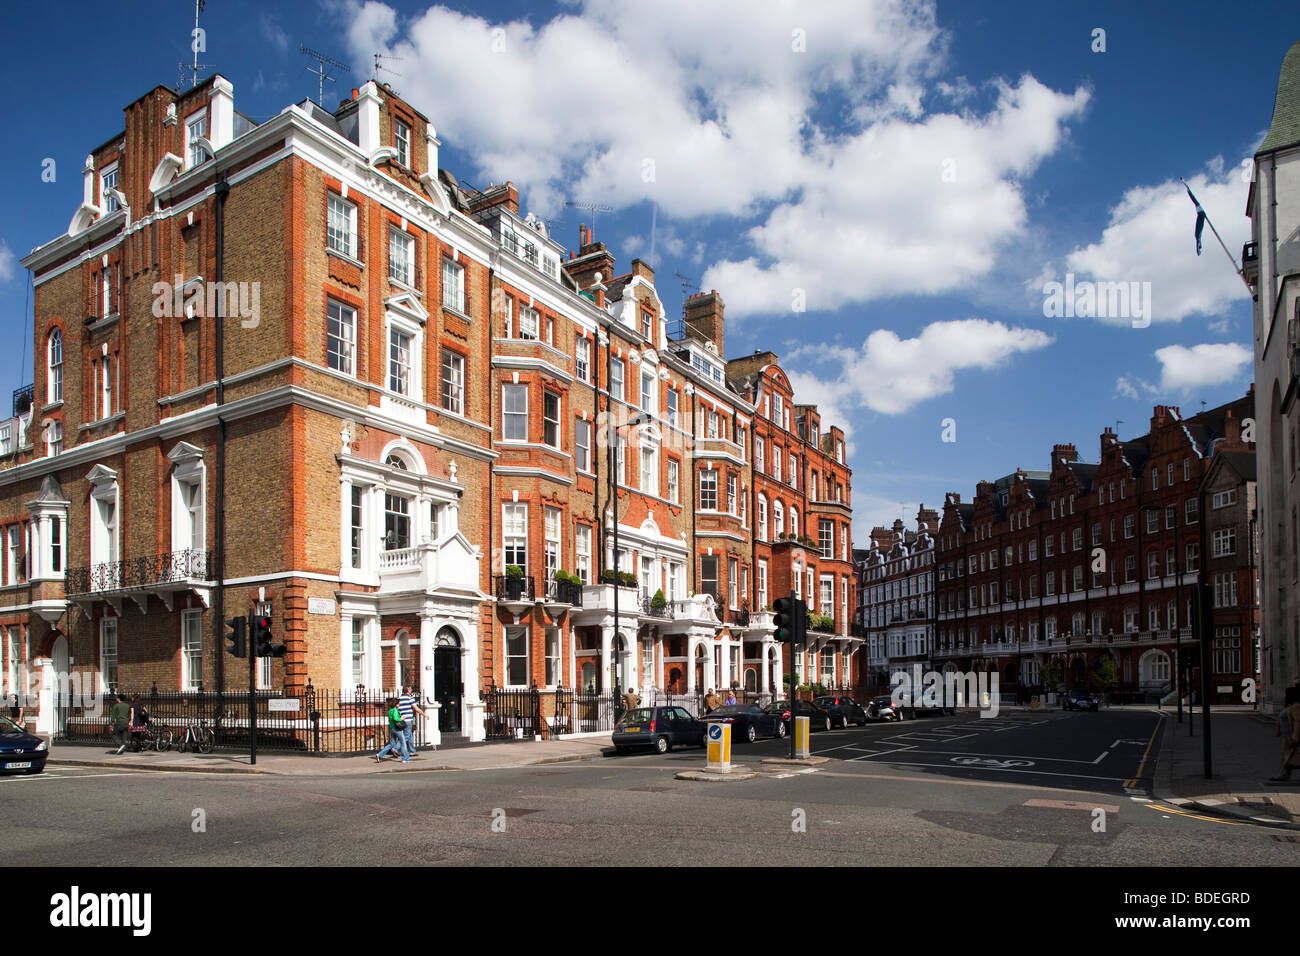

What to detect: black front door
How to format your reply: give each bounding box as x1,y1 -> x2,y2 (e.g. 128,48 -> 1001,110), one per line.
434,646 -> 462,733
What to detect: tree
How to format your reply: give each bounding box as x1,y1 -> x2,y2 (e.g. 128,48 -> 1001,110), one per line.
1093,655 -> 1118,703
1040,658 -> 1063,695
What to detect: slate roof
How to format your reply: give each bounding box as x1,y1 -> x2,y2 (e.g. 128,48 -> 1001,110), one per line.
1259,40 -> 1300,155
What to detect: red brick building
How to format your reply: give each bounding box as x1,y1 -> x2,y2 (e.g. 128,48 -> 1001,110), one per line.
934,392 -> 1258,703
0,74 -> 856,742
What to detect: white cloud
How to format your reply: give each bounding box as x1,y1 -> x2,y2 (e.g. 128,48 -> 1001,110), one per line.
1057,163 -> 1252,323
259,12 -> 290,52
1153,343 -> 1252,392
792,318 -> 1052,417
1113,376 -> 1140,400
338,1 -> 1088,318
0,243 -> 14,283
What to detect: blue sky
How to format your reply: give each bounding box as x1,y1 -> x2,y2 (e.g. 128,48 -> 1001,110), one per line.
1,0 -> 1294,540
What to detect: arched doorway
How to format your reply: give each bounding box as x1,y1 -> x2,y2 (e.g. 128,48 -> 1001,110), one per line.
1139,649 -> 1171,694
744,667 -> 757,692
581,661 -> 597,694
434,627 -> 461,734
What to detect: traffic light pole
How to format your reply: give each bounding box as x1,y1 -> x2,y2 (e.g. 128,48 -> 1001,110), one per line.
788,590 -> 796,759
248,611 -> 257,766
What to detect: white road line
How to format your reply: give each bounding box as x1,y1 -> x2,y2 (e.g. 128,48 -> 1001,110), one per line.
872,748 -> 1108,765
9,771 -> 137,781
863,760 -> 1126,782
1093,751 -> 1110,764
848,746 -> 917,761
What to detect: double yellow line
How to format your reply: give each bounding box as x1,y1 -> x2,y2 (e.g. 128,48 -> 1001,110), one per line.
1122,713 -> 1164,790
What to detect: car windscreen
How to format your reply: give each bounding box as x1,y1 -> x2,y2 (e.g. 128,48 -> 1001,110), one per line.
618,709 -> 655,725
0,715 -> 26,735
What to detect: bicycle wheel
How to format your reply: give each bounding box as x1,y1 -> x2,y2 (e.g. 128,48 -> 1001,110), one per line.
175,734 -> 188,753
198,732 -> 215,755
154,729 -> 174,752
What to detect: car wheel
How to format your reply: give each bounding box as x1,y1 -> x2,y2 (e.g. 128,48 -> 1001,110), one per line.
745,724 -> 757,743
655,735 -> 670,755
776,721 -> 787,739
822,716 -> 832,732
839,715 -> 849,729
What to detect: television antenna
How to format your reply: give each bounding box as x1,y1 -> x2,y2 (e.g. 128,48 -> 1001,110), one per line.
673,271 -> 698,314
372,51 -> 405,88
180,0 -> 211,89
300,44 -> 350,105
565,200 -> 614,241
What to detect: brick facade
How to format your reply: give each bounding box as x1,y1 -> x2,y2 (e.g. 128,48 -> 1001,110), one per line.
0,74 -> 855,741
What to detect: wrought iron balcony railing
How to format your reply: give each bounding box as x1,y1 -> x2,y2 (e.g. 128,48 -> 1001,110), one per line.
495,574 -> 536,603
66,549 -> 212,596
546,577 -> 584,607
12,384 -> 33,417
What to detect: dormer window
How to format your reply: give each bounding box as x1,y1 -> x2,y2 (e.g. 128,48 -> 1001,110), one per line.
100,162 -> 119,212
185,109 -> 209,168
394,119 -> 410,168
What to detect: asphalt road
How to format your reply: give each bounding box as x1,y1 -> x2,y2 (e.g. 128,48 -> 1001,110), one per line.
5,711 -> 1297,867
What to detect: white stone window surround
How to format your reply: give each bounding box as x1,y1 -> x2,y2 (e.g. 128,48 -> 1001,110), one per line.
87,464 -> 120,587
168,442 -> 207,557
337,440 -> 462,586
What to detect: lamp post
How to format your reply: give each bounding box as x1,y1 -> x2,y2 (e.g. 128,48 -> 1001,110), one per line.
1140,504 -> 1182,724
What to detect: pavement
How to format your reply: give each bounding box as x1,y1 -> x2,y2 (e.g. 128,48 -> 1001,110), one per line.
1150,703 -> 1300,828
46,734 -> 616,775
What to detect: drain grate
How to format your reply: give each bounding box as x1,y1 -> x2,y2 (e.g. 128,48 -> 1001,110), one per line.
1270,834 -> 1299,843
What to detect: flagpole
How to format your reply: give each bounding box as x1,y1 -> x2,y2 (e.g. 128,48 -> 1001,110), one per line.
1180,178 -> 1251,291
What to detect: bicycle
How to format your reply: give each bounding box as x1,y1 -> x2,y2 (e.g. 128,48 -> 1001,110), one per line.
129,722 -> 174,752
175,718 -> 216,754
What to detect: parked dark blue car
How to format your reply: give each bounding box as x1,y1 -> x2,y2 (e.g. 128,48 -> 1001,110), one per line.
613,706 -> 706,754
0,715 -> 47,775
701,703 -> 787,742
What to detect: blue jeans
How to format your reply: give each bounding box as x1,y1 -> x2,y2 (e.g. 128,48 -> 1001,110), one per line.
377,726 -> 409,761
402,723 -> 417,755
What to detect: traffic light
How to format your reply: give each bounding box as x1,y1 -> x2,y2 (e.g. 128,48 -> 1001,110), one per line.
251,611 -> 286,658
773,595 -> 805,644
224,616 -> 247,658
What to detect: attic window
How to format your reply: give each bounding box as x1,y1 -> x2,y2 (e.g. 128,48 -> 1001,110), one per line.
100,162 -> 120,212
394,119 -> 410,168
185,109 -> 209,168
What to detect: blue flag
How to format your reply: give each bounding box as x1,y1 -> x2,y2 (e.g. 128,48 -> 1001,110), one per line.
1183,182 -> 1206,256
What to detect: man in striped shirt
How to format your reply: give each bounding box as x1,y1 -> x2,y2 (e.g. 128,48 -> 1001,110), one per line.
397,686 -> 431,757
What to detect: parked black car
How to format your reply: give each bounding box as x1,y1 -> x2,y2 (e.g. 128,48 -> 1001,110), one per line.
702,703 -> 787,742
0,715 -> 47,775
764,699 -> 835,733
1063,688 -> 1100,711
815,695 -> 869,728
613,706 -> 707,754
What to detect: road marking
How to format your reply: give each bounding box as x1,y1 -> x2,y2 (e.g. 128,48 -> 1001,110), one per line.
893,749 -> 1105,765
951,756 -> 1034,768
1145,803 -> 1254,827
858,760 -> 1126,782
1025,798 -> 1121,812
9,771 -> 137,781
1122,714 -> 1164,789
1092,751 -> 1110,765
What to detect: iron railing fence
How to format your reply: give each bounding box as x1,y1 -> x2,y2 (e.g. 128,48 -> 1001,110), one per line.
56,683 -> 430,755
66,549 -> 213,596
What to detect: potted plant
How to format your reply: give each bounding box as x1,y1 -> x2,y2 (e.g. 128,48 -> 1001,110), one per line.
600,568 -> 618,584
619,570 -> 636,587
504,564 -> 525,600
651,588 -> 667,611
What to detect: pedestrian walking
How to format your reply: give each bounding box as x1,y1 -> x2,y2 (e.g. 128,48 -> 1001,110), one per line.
1269,686 -> 1300,783
703,688 -> 720,714
375,697 -> 410,763
724,689 -> 737,706
622,687 -> 641,711
8,694 -> 23,727
397,685 -> 430,757
109,693 -> 132,754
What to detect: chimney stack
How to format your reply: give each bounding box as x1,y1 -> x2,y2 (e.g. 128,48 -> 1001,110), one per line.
1050,443 -> 1079,469
683,290 -> 726,354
